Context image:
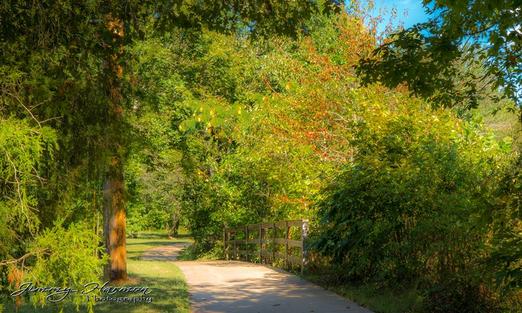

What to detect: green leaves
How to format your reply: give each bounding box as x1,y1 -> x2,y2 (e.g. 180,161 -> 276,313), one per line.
27,221 -> 106,313
312,89 -> 514,295
357,0 -> 521,113
0,117 -> 57,250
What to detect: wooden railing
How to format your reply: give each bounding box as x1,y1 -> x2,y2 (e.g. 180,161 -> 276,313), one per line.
223,220 -> 309,273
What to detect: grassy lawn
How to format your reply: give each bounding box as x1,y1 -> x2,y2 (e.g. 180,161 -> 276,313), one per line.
2,232 -> 192,313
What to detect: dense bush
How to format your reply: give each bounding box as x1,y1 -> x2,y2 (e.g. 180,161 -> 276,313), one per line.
5,222 -> 106,313
424,277 -> 502,313
0,117 -> 57,260
313,97 -> 512,281
311,90 -> 519,310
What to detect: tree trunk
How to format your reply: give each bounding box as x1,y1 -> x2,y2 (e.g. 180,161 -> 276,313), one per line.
169,213 -> 180,237
102,15 -> 127,282
103,157 -> 127,281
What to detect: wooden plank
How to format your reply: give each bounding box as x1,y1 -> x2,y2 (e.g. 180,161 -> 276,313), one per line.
301,220 -> 308,274
223,229 -> 228,260
223,219 -> 308,271
275,221 -> 287,228
247,224 -> 260,230
233,234 -> 237,260
286,220 -> 304,227
264,239 -> 302,246
272,223 -> 276,262
262,254 -> 273,261
274,238 -> 290,245
229,239 -> 247,244
288,255 -> 302,265
274,252 -> 286,259
287,239 -> 302,248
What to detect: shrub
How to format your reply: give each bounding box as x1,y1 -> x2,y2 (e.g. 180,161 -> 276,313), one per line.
24,221 -> 106,313
311,90 -> 514,309
423,277 -> 501,313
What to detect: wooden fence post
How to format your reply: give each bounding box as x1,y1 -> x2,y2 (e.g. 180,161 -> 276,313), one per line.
258,224 -> 262,264
285,221 -> 289,269
233,230 -> 237,260
222,220 -> 308,273
223,228 -> 227,260
301,220 -> 309,274
272,223 -> 276,265
245,226 -> 249,261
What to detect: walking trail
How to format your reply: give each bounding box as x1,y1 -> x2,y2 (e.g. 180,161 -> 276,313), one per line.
143,243 -> 373,313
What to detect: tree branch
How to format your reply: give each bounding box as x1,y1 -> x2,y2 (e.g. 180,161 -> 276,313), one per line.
0,249 -> 49,267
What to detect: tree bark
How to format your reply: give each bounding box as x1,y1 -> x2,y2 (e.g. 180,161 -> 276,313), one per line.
169,213 -> 180,237
103,158 -> 127,281
102,15 -> 127,282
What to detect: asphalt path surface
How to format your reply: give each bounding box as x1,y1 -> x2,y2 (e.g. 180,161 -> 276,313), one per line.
142,243 -> 373,313
175,260 -> 373,313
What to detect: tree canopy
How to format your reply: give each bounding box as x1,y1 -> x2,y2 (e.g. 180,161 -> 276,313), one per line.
357,0 -> 521,116
0,2 -> 521,313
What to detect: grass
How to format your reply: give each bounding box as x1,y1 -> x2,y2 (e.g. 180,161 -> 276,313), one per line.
2,232 -> 191,313
302,273 -> 423,313
327,283 -> 422,313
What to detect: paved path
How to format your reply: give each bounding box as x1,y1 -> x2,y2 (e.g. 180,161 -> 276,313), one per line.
140,243 -> 372,313
174,260 -> 373,313
141,242 -> 190,261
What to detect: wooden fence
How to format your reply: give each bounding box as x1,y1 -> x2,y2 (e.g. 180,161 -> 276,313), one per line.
223,220 -> 309,273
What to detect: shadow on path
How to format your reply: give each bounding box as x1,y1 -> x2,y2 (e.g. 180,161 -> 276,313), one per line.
175,260 -> 373,313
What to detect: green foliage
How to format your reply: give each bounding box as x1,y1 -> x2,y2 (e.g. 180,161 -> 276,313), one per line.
126,155 -> 183,234
127,9 -> 521,311
423,276 -> 503,313
128,9 -> 363,254
312,90 -> 516,309
489,156 -> 522,297
1,2 -> 520,312
154,0 -> 339,38
125,32 -> 195,236
24,221 -> 106,313
424,0 -> 521,105
0,117 -> 57,258
2,0 -> 327,299
357,0 -> 521,114
474,99 -> 522,152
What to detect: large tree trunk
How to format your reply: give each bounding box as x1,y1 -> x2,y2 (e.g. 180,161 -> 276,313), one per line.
102,15 -> 127,282
103,157 -> 127,281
